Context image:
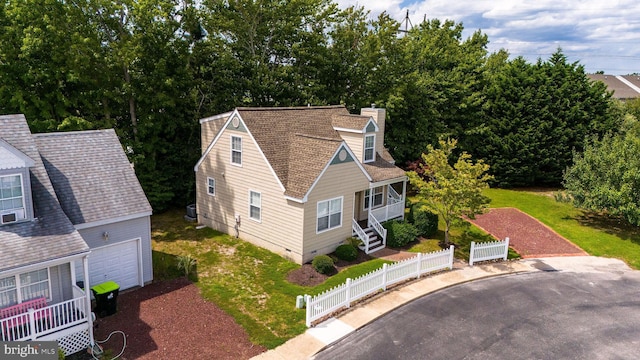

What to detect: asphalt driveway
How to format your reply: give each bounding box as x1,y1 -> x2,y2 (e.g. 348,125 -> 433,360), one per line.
313,268 -> 640,359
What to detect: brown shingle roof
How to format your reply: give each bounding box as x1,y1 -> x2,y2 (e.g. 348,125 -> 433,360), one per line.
214,105 -> 405,199
331,114 -> 370,130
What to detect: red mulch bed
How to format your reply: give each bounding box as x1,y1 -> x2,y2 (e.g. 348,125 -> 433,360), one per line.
467,207 -> 587,258
91,277 -> 266,360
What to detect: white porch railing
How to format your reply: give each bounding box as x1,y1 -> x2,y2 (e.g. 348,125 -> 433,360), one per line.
469,238 -> 510,265
304,246 -> 454,327
370,201 -> 404,223
1,296 -> 89,342
388,185 -> 402,204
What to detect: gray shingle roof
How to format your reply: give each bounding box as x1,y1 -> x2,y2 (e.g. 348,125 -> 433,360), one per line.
34,129 -> 152,225
0,114 -> 89,272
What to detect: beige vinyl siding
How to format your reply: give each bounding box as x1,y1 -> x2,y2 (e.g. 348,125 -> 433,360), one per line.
301,161 -> 369,263
337,131 -> 364,163
196,128 -> 305,263
200,117 -> 228,154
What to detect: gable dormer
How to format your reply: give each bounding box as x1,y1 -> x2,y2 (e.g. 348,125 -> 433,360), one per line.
332,111 -> 380,164
0,139 -> 35,225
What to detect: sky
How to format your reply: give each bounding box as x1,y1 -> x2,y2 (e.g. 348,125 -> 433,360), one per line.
336,0 -> 640,75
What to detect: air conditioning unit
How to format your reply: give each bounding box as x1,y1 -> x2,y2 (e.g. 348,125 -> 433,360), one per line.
1,212 -> 17,224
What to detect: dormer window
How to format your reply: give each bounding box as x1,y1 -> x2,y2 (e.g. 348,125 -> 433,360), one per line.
364,135 -> 375,163
1,174 -> 26,224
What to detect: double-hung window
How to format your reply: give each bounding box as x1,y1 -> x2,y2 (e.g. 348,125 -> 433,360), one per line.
364,135 -> 375,162
0,269 -> 50,308
364,186 -> 384,210
231,136 -> 242,166
249,191 -> 261,221
1,174 -> 25,221
317,197 -> 342,232
207,177 -> 215,196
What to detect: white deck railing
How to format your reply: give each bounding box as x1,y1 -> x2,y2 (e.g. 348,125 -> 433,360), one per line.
469,238 -> 510,265
1,296 -> 89,342
304,246 -> 454,327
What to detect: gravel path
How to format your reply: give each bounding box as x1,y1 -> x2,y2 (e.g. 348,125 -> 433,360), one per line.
92,277 -> 265,360
467,207 -> 587,258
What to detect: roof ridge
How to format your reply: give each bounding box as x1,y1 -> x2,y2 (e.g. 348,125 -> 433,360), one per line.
292,133 -> 343,142
33,129 -> 114,137
236,105 -> 345,111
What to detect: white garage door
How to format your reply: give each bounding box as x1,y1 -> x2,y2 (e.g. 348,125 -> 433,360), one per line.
76,239 -> 141,291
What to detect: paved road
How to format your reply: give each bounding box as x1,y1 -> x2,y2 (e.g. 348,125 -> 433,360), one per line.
313,269 -> 640,360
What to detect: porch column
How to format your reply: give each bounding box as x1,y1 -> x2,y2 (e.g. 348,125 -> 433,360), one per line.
402,179 -> 407,220
83,255 -> 95,346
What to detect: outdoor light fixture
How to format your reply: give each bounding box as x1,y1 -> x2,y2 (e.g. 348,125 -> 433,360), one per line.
102,231 -> 109,241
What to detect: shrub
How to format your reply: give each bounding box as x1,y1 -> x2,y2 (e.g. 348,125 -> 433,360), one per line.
411,204 -> 439,237
383,220 -> 418,248
312,255 -> 335,274
345,236 -> 362,248
334,244 -> 358,261
176,254 -> 197,278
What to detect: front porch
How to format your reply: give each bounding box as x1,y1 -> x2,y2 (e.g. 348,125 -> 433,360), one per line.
0,284 -> 92,355
352,181 -> 406,254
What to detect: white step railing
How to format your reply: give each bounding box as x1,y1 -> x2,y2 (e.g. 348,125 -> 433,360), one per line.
304,246 -> 454,327
469,238 -> 510,265
368,213 -> 387,248
1,297 -> 89,341
352,219 -> 372,254
387,185 -> 402,204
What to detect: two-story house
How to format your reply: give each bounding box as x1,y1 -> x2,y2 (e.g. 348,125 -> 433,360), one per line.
194,105 -> 407,264
1,114 -> 152,356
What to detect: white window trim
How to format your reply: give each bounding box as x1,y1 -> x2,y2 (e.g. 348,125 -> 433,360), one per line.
0,173 -> 27,222
207,177 -> 215,196
363,134 -> 376,163
249,190 -> 261,222
316,196 -> 343,233
363,186 -> 384,210
0,268 -> 52,307
231,135 -> 242,166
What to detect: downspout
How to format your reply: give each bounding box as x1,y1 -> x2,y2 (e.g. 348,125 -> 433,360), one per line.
83,255 -> 95,347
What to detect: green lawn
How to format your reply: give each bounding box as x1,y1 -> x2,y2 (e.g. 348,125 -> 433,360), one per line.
151,190 -> 640,348
485,188 -> 640,269
151,210 -> 389,349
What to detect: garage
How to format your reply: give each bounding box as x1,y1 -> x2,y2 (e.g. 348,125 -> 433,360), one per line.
76,239 -> 142,291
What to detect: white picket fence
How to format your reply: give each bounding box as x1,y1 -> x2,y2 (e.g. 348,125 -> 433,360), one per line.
304,246 -> 454,327
469,237 -> 510,265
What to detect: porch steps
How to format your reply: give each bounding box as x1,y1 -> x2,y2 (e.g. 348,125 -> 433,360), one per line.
359,227 -> 385,254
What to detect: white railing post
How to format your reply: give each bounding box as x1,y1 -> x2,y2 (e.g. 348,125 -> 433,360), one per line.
448,245 -> 455,269
345,278 -> 352,308
382,263 -> 388,290
28,309 -> 36,340
503,237 -> 510,260
416,253 -> 423,278
305,295 -> 311,327
469,241 -> 476,266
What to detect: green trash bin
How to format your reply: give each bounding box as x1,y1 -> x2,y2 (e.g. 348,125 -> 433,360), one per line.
91,281 -> 120,317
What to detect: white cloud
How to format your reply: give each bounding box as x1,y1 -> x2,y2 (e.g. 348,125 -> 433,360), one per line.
336,0 -> 640,74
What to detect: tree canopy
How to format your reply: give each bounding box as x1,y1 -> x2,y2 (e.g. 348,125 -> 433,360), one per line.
407,139 -> 493,245
0,1 -> 623,211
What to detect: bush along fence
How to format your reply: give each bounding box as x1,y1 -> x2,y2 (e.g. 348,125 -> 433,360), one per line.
469,237 -> 510,266
303,246 -> 454,327
300,238 -> 511,327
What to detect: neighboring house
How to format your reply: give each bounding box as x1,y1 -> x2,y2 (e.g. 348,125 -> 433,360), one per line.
587,74 -> 640,101
0,114 -> 151,355
194,105 -> 407,264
